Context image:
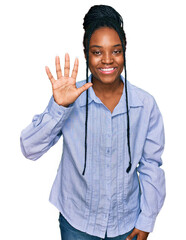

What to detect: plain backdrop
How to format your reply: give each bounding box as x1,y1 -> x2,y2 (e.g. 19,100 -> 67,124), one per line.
0,0 -> 185,239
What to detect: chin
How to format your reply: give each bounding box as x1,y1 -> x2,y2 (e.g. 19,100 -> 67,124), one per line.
94,74 -> 121,84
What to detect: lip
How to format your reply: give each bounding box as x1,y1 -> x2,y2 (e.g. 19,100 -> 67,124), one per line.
98,67 -> 117,74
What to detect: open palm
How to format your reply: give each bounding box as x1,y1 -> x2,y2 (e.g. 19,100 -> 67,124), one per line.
45,53 -> 92,107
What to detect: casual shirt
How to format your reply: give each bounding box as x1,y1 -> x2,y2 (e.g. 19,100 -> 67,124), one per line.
20,74 -> 166,238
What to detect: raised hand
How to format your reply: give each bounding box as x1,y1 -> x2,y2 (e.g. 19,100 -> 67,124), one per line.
45,53 -> 93,107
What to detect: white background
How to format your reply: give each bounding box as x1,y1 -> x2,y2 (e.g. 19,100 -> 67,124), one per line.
0,0 -> 185,239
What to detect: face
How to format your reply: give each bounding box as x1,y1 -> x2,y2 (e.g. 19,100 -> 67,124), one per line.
87,27 -> 124,85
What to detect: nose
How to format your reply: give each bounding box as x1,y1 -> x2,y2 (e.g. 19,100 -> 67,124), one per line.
101,52 -> 114,64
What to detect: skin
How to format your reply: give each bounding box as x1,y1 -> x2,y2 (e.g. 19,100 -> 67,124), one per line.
87,27 -> 124,113
45,54 -> 93,107
45,26 -> 149,240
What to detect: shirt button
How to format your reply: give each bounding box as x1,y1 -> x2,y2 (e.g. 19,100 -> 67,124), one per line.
106,148 -> 111,155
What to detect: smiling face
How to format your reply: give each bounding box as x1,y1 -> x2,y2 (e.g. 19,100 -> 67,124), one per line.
88,27 -> 124,86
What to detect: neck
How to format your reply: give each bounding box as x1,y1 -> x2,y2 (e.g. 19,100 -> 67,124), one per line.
92,76 -> 124,97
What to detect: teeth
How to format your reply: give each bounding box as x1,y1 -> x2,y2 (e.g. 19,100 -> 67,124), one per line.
100,68 -> 115,71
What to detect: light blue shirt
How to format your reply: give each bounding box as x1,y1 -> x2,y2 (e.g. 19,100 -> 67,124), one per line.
20,75 -> 165,238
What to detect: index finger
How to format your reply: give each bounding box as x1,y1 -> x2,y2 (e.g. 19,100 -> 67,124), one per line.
71,58 -> 79,79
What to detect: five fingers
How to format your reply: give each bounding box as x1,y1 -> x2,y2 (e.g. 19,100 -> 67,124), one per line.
46,53 -> 79,82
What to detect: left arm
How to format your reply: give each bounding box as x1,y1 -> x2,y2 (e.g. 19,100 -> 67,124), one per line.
128,99 -> 166,239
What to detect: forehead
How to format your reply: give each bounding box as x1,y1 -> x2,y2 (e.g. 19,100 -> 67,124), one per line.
89,27 -> 121,46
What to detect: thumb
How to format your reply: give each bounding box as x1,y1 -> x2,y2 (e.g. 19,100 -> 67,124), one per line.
126,228 -> 138,240
77,82 -> 93,96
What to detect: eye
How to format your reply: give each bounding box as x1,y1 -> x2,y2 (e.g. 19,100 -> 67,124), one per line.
92,51 -> 101,55
113,50 -> 122,55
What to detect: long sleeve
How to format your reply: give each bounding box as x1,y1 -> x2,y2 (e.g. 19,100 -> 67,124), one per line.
135,99 -> 166,232
20,96 -> 74,160
19,76 -> 166,238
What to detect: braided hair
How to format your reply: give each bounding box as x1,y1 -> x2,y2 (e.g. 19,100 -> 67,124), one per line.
82,5 -> 132,175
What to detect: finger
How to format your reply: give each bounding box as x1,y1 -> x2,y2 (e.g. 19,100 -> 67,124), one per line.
77,83 -> 93,96
64,53 -> 70,77
126,229 -> 138,240
45,66 -> 55,85
71,58 -> 79,79
55,56 -> 62,79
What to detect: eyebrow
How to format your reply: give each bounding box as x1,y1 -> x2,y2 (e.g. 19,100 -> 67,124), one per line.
89,44 -> 122,48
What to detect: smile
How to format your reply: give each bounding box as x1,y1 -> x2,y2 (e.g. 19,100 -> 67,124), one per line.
99,68 -> 116,74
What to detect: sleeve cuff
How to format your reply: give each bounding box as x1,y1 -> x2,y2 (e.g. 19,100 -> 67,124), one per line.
47,96 -> 74,120
135,213 -> 156,233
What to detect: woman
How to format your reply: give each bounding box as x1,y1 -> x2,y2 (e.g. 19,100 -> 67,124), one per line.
20,5 -> 165,240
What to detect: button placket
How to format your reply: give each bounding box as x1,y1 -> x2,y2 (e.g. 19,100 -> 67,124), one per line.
104,113 -> 112,201
105,114 -> 112,156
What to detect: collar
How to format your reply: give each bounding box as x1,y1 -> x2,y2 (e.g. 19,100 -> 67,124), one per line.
79,74 -> 143,115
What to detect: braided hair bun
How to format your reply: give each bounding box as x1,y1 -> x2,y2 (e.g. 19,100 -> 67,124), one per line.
83,5 -> 123,31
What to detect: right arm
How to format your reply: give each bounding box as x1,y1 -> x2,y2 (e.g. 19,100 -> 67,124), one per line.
20,54 -> 92,160
20,96 -> 74,160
